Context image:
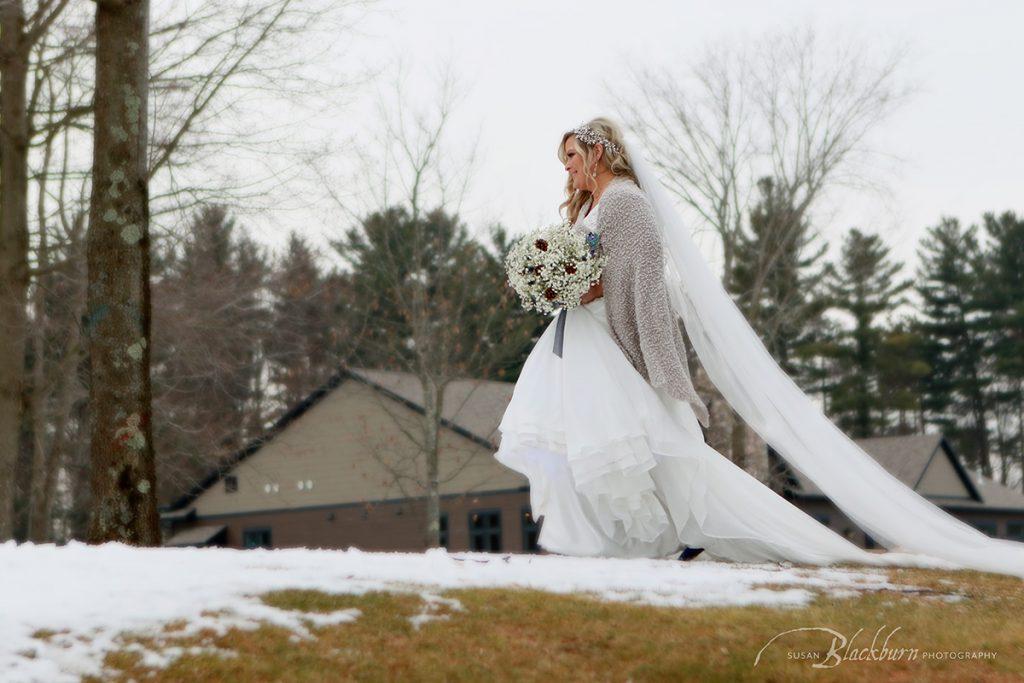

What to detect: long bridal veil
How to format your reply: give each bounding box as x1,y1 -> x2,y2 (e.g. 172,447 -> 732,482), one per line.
621,131 -> 1024,579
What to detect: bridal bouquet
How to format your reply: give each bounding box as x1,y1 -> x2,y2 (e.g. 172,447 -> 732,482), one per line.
505,219 -> 605,315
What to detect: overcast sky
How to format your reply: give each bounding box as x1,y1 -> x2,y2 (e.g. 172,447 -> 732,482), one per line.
253,0 -> 1023,275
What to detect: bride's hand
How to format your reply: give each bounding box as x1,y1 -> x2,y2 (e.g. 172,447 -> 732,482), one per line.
580,278 -> 604,304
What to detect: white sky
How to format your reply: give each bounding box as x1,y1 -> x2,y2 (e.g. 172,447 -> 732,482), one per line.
248,0 -> 1023,276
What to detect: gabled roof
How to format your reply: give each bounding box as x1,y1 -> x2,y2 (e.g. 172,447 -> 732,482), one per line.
350,367 -> 514,446
780,433 -> 1024,512
931,474 -> 1024,512
162,365 -> 512,513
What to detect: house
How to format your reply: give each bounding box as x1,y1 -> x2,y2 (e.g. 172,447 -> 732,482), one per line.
160,366 -> 538,552
161,367 -> 1024,552
770,433 -> 1024,547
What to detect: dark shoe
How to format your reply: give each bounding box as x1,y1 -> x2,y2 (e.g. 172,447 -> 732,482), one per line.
678,546 -> 705,561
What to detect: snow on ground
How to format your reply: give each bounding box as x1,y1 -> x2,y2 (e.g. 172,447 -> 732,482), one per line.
2,541 -> 937,682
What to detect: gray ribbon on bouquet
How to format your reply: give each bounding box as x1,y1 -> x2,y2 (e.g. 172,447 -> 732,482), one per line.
552,307 -> 567,357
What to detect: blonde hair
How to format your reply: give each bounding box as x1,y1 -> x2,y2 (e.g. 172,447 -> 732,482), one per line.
557,117 -> 639,224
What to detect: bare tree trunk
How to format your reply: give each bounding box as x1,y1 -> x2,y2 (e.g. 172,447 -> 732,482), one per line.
26,282 -> 47,540
0,0 -> 30,540
85,0 -> 159,545
34,336 -> 80,541
422,378 -> 442,548
29,294 -> 82,542
27,122 -> 53,542
1018,384 -> 1024,494
729,413 -> 748,470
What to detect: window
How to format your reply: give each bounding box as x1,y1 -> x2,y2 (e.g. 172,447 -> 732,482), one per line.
521,506 -> 542,553
1007,521 -> 1024,541
225,476 -> 238,494
864,533 -> 877,549
468,509 -> 501,552
439,512 -> 449,549
242,527 -> 272,549
813,514 -> 830,527
970,520 -> 998,537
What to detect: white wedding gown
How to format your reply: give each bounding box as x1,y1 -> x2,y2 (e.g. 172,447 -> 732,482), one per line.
494,201 -> 950,569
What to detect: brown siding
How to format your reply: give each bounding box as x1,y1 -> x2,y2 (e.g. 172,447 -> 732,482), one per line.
170,488 -> 1024,553
191,379 -> 525,518
789,498 -> 1024,546
173,488 -> 539,553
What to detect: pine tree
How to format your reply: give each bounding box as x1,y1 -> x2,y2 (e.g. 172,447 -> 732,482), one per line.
331,206 -> 537,380
151,205 -> 270,504
265,232 -> 336,411
876,318 -> 930,434
332,204 -> 538,550
977,211 -> 1024,487
824,228 -> 912,437
915,218 -> 992,475
726,177 -> 830,472
729,177 -> 830,375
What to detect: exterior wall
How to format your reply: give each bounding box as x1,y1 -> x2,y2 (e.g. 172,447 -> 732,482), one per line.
172,488 -> 538,553
169,486 -> 1024,553
165,371 -> 1024,554
192,378 -> 526,518
938,508 -> 1024,540
916,451 -> 971,497
790,498 -> 1024,547
790,499 -> 873,546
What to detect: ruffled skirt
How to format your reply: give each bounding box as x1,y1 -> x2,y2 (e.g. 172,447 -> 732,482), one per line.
494,298 -> 891,566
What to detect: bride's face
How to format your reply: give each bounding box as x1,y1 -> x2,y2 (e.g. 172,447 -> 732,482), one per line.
563,136 -> 595,192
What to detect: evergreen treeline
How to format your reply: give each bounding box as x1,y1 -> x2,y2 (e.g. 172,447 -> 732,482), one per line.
146,199 -> 1024,508
16,195 -> 1021,541
731,181 -> 1023,486
146,204 -> 535,514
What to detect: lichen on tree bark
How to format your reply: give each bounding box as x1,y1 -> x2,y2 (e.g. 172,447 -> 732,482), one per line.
85,0 -> 160,546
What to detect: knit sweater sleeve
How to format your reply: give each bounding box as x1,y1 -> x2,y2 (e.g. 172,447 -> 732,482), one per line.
598,183 -> 711,428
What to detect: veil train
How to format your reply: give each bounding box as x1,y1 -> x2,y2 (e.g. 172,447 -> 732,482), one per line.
622,130 -> 1024,579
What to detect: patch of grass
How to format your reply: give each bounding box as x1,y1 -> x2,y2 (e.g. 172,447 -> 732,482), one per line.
30,628 -> 63,642
91,567 -> 1024,682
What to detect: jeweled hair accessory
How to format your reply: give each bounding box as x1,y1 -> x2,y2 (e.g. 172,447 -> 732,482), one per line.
572,124 -> 622,155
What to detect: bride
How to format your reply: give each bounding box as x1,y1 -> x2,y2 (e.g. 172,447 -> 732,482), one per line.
494,117 -> 1024,578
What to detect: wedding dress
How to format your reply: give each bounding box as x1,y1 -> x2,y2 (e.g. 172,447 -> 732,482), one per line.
494,130 -> 1024,578
495,198 -> 904,565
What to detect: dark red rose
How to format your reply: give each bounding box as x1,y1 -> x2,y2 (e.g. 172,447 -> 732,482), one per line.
564,263 -> 576,274
544,287 -> 557,301
535,238 -> 548,251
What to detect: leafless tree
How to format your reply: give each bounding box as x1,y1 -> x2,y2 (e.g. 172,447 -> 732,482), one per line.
329,65 -> 535,549
0,0 -> 74,540
144,0 -> 373,230
24,71 -> 89,540
6,0 -> 372,541
614,26 -> 913,472
617,26 -> 911,287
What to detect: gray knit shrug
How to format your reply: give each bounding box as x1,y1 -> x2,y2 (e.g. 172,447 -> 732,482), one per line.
578,175 -> 710,428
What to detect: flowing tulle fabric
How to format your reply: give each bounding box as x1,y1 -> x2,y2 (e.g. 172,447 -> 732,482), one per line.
495,294 -> 956,571
619,130 -> 1024,579
495,296 -> 958,569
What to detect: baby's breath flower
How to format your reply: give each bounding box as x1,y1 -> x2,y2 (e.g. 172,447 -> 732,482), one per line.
504,219 -> 606,315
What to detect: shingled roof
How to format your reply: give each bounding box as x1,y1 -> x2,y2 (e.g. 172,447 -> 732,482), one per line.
350,367 -> 514,447
161,365 -> 513,513
779,433 -> 1024,513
